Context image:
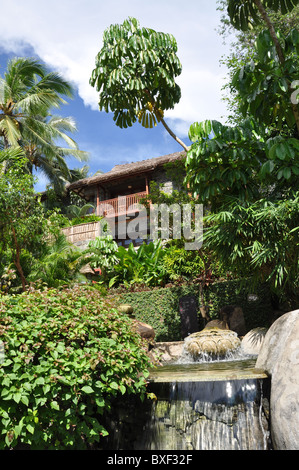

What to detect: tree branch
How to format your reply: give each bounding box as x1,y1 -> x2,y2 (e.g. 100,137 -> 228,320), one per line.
159,116 -> 190,152
144,89 -> 190,152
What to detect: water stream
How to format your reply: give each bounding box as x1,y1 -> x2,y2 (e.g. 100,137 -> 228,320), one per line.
140,358 -> 271,450
103,356 -> 272,451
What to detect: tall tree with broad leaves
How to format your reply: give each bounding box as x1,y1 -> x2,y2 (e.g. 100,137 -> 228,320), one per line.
227,0 -> 299,133
0,57 -> 88,190
184,0 -> 299,305
90,17 -> 189,151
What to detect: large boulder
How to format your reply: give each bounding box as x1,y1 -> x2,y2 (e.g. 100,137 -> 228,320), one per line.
256,309 -> 299,450
241,327 -> 268,356
133,320 -> 155,342
204,319 -> 229,330
152,341 -> 184,363
219,305 -> 247,336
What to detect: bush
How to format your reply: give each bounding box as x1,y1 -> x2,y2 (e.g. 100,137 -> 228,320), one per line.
88,239 -> 167,288
0,286 -> 152,449
69,214 -> 102,226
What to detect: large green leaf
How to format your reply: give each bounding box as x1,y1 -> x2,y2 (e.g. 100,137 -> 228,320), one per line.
228,0 -> 299,32
90,17 -> 182,129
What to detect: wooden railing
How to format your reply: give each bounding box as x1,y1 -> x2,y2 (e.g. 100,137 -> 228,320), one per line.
62,192 -> 149,246
98,191 -> 148,217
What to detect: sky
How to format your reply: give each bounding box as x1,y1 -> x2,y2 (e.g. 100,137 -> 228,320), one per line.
0,0 -> 236,192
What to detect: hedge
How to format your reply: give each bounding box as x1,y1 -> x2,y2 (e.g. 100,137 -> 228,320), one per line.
115,279 -> 272,341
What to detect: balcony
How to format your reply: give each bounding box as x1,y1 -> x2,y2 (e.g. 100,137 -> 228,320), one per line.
97,191 -> 148,218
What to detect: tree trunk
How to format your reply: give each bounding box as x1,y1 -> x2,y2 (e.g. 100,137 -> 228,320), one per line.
11,225 -> 27,291
159,116 -> 190,152
253,0 -> 299,134
144,89 -> 190,152
197,249 -> 211,324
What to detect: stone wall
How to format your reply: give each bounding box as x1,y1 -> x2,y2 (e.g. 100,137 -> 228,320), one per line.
151,168 -> 182,194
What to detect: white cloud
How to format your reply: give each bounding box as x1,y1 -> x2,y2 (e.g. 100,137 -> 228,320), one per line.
1,0 -> 234,132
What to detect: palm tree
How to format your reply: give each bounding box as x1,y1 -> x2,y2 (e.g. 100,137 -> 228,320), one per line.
27,232 -> 89,288
0,56 -> 88,187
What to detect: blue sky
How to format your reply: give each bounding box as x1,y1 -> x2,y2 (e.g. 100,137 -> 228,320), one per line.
0,0 -> 235,192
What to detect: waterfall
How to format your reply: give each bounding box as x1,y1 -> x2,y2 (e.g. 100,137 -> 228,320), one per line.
134,378 -> 271,451
101,358 -> 271,451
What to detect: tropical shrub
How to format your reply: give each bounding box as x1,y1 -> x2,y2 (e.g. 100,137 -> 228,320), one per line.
0,286 -> 152,449
88,238 -> 167,288
161,240 -> 228,282
27,233 -> 89,288
69,214 -> 102,226
204,194 -> 299,306
0,158 -> 49,290
110,241 -> 167,287
88,235 -> 119,282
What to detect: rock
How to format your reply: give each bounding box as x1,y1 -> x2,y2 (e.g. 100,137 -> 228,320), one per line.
204,320 -> 229,330
220,305 -> 246,336
256,309 -> 299,450
152,341 -> 184,363
133,320 -> 155,342
118,304 -> 134,315
183,328 -> 241,359
241,327 -> 268,356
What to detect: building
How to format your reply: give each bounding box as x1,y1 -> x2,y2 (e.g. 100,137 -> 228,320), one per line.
63,151 -> 186,248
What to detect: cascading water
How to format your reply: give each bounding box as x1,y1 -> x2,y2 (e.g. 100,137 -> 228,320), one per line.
135,374 -> 271,450
101,337 -> 271,451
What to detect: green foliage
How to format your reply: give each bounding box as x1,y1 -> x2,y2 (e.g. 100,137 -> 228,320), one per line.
218,1 -> 299,125
27,233 -> 89,288
117,280 -> 272,341
117,284 -> 199,341
161,244 -> 205,281
204,194 -> 299,304
0,57 -> 88,191
0,158 -> 49,289
90,17 -> 182,130
232,28 -> 299,129
227,0 -> 298,32
0,158 -> 91,291
186,118 -> 265,208
112,241 -> 167,287
88,237 -> 167,288
88,235 -> 119,281
185,17 -> 298,305
68,214 -> 102,226
65,203 -> 95,219
261,135 -> 299,185
160,240 -> 227,282
0,286 -> 151,449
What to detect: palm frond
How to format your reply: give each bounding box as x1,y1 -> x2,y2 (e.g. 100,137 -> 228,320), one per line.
0,145 -> 25,163
4,57 -> 47,99
0,116 -> 21,146
37,72 -> 74,99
